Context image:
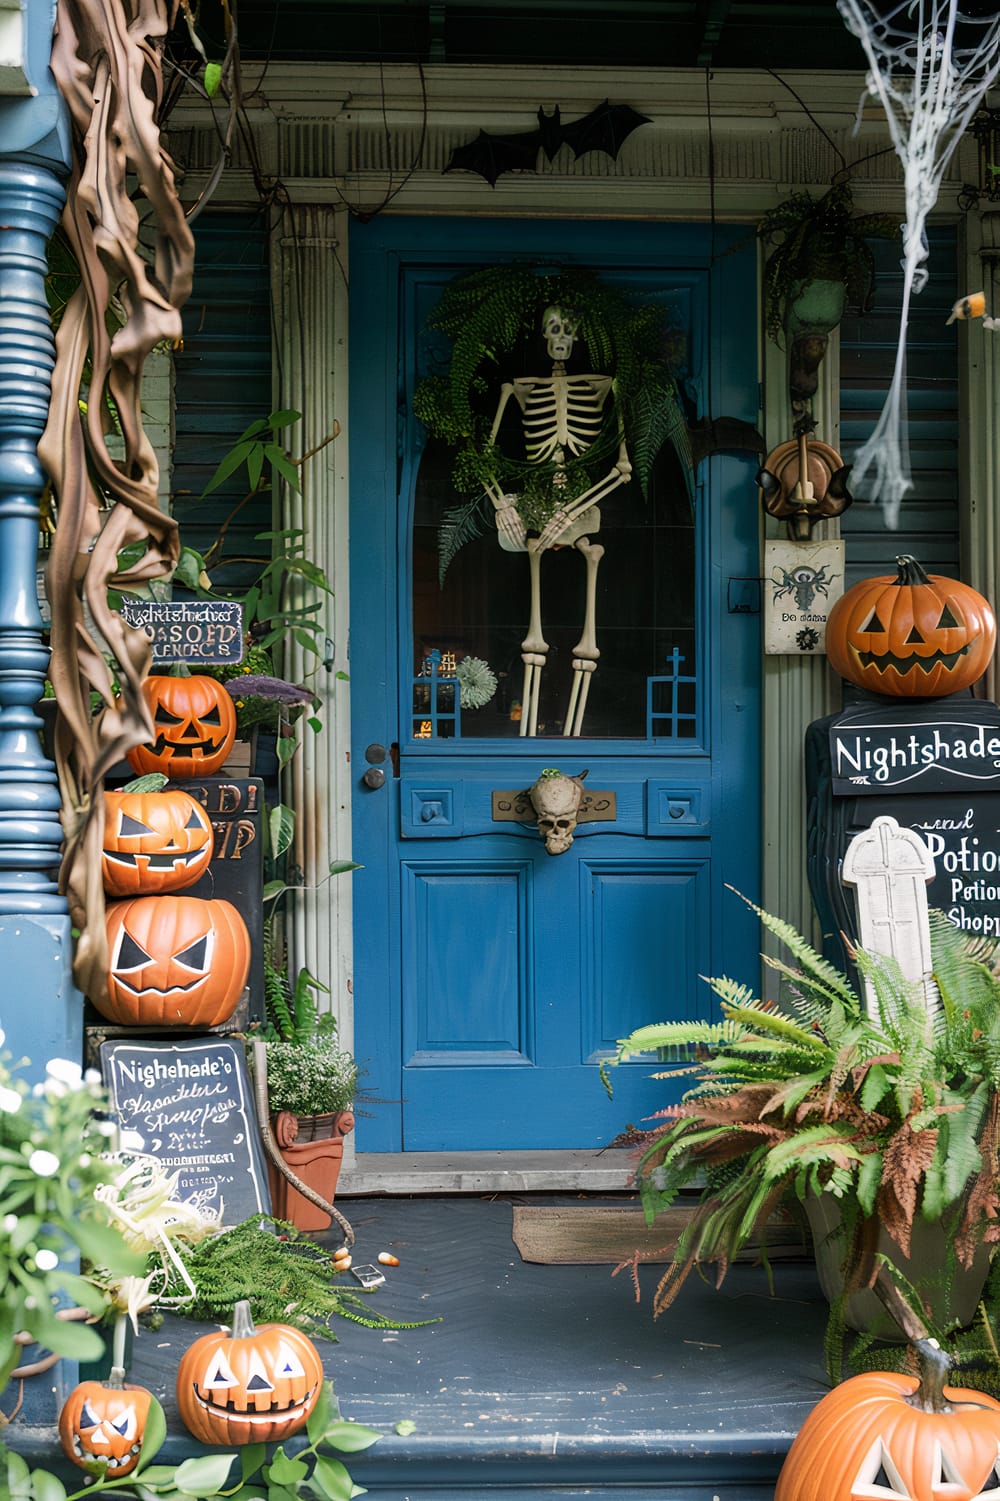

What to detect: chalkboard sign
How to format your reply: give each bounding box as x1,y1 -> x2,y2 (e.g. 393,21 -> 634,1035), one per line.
857,794 -> 1000,941
101,1037 -> 271,1224
830,701 -> 1000,797
120,600 -> 244,665
165,777 -> 265,1025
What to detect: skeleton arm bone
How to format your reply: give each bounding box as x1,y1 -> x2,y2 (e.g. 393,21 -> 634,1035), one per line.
485,382 -> 529,548
533,441 -> 632,552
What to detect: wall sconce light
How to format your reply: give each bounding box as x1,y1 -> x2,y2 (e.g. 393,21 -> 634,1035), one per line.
958,106 -> 1000,211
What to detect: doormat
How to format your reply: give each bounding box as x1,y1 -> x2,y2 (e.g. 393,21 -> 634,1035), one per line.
511,1202 -> 808,1266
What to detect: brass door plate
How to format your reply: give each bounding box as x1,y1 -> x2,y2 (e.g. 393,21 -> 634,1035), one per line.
492,789 -> 616,823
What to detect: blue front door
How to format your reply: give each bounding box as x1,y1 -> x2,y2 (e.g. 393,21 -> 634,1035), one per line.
350,218 -> 761,1152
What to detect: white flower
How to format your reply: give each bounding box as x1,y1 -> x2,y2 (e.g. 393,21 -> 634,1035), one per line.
3,1213 -> 17,1232
28,1149 -> 60,1177
0,1085 -> 21,1113
94,1120 -> 118,1138
46,1058 -> 83,1088
35,1249 -> 59,1271
84,1069 -> 102,1086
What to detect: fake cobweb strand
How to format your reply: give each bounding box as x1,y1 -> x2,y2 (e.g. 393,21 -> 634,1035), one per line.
836,0 -> 1000,528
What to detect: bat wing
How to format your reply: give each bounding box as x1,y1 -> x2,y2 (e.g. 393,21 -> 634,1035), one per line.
560,100 -> 651,161
445,128 -> 543,186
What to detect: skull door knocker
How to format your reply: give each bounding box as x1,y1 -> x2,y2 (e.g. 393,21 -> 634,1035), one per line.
529,768 -> 587,855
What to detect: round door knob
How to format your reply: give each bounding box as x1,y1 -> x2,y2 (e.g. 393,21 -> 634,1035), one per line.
362,766 -> 386,790
365,743 -> 387,764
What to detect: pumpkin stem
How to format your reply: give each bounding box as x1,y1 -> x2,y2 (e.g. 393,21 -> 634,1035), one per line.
895,555 -> 931,587
231,1299 -> 257,1338
106,1365 -> 127,1390
906,1337 -> 954,1414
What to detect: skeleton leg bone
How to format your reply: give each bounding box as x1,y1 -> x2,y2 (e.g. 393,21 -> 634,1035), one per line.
520,541 -> 548,737
564,537 -> 604,738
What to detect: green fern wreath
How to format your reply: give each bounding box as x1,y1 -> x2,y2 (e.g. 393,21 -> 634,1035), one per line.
413,264 -> 694,582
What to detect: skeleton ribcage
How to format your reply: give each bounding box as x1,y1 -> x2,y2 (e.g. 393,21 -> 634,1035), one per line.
522,379 -> 607,463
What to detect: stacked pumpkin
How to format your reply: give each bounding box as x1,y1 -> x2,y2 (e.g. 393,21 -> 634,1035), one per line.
94,674 -> 249,1029
826,556 -> 997,700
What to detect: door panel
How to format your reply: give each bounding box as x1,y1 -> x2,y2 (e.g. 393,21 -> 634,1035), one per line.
350,217 -> 761,1152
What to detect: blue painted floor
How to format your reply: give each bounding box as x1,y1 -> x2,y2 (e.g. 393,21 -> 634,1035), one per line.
10,1195 -> 837,1498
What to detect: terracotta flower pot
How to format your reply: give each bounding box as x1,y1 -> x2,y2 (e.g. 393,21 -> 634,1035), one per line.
804,1192 -> 991,1340
268,1109 -> 354,1231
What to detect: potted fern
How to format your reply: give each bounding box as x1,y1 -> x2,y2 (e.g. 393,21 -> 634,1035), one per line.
254,919 -> 359,1231
607,897 -> 1000,1360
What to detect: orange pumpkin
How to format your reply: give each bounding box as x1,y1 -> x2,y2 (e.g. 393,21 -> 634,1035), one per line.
58,1370 -> 153,1477
176,1300 -> 323,1445
776,1342 -> 1000,1501
102,786 -> 213,897
99,894 -> 250,1027
826,556 -> 996,699
126,674 -> 237,778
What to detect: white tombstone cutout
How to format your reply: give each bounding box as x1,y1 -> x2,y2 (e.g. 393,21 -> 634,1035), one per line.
841,815 -> 938,1016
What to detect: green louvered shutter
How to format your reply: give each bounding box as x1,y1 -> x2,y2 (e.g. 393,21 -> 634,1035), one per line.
839,224 -> 960,584
172,210 -> 272,592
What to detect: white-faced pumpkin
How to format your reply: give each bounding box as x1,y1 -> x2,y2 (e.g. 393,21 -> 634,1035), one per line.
176,1300 -> 323,1445
775,1340 -> 1000,1501
58,1369 -> 154,1477
102,784 -> 213,897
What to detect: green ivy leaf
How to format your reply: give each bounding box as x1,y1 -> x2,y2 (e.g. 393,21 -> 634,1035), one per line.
31,1470 -> 67,1501
310,1456 -> 356,1501
135,1395 -> 168,1471
173,1452 -> 238,1494
266,1450 -> 309,1486
203,61 -> 223,96
322,1421 -> 382,1453
239,1443 -> 268,1483
393,1418 -> 417,1437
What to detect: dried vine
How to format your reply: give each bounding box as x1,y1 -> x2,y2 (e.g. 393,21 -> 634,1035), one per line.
39,0 -> 195,1005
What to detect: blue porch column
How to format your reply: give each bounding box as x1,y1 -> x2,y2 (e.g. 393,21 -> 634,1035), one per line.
0,0 -> 77,1076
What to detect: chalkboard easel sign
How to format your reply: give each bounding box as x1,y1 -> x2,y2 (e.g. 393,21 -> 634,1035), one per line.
100,1037 -> 272,1225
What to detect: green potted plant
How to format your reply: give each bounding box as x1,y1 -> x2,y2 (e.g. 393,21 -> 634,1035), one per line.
253,915 -> 360,1231
757,177 -> 899,402
605,897 -> 1000,1370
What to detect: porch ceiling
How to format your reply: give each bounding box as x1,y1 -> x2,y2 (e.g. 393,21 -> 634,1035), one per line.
232,0 -> 870,71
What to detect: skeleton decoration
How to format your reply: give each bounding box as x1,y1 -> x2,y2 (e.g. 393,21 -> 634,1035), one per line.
529,768 -> 587,855
487,307 -> 631,737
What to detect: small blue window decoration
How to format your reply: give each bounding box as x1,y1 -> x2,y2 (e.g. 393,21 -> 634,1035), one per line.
646,648 -> 697,740
412,649 -> 461,739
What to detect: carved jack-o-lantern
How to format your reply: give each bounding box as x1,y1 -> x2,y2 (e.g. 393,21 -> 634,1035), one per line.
99,894 -> 251,1027
825,555 -> 997,699
102,787 -> 214,897
176,1300 -> 323,1445
126,674 -> 237,778
775,1342 -> 1000,1501
58,1371 -> 153,1476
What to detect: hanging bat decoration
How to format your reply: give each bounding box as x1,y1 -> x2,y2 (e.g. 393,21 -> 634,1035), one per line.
445,101 -> 652,187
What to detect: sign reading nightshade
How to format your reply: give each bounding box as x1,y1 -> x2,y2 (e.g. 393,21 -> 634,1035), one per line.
831,713 -> 1000,795
120,600 -> 244,664
100,1037 -> 270,1223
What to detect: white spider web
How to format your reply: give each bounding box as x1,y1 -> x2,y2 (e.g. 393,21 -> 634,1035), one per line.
836,0 -> 1000,527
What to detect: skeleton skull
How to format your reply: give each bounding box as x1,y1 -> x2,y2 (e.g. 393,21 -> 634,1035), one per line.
542,305 -> 576,363
529,769 -> 586,855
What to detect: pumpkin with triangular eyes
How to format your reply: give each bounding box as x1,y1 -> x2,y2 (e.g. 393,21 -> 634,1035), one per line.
99,894 -> 250,1027
102,786 -> 214,897
126,674 -> 237,778
776,1346 -> 1000,1501
176,1300 -> 323,1445
826,556 -> 996,699
58,1372 -> 154,1476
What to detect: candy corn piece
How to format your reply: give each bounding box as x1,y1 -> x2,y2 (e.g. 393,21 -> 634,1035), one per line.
946,291 -> 986,324
378,1252 -> 400,1266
